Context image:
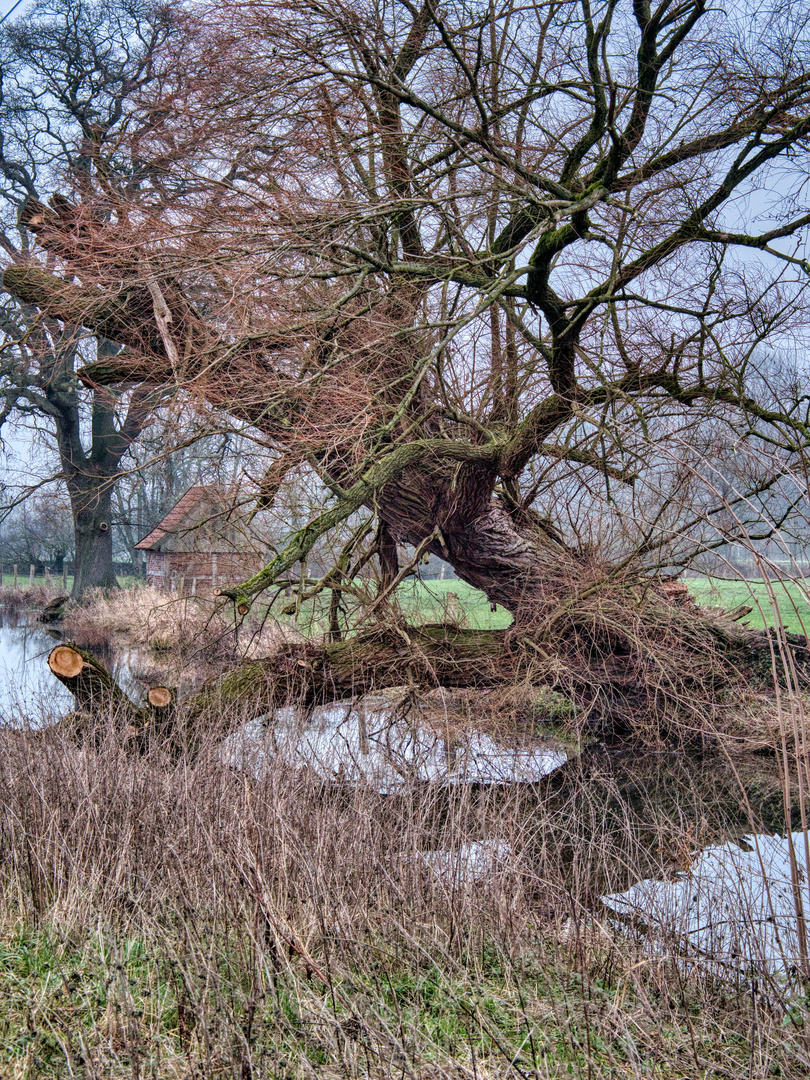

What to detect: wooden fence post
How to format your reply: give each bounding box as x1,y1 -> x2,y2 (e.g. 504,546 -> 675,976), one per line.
13,565 -> 17,588
29,564 -> 34,587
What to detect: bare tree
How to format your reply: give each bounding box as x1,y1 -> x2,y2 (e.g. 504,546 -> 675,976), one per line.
6,0 -> 810,729
0,0 -> 182,594
0,491 -> 73,572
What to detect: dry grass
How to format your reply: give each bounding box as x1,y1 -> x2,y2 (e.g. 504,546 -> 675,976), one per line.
64,585 -> 300,659
0,582 -> 63,613
0,701 -> 809,1079
4,572 -> 810,1077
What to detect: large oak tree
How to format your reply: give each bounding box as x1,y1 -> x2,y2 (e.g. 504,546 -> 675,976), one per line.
7,0 -> 810,730
0,0 -> 182,593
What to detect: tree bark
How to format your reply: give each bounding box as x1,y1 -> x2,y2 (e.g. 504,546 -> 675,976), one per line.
70,480 -> 118,595
359,453 -> 578,622
48,643 -> 137,719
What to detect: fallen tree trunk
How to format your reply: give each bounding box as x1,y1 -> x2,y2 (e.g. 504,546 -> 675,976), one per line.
49,645 -> 183,749
45,592 -> 810,753
49,644 -> 140,721
186,624 -> 509,725
47,628 -> 511,749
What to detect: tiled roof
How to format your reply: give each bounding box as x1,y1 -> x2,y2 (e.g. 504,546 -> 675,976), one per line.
134,486 -> 209,550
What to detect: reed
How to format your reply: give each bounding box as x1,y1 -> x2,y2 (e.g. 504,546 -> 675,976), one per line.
0,698 -> 807,1079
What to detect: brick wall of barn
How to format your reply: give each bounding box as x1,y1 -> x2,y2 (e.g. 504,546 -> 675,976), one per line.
145,550 -> 262,593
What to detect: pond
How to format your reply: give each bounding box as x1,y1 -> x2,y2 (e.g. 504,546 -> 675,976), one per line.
3,603 -> 810,994
0,612 -> 74,721
541,749 -> 810,992
0,610 -> 143,723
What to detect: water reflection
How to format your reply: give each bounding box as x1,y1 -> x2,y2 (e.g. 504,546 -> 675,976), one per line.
0,612 -> 73,721
602,829 -> 810,987
0,609 -> 144,723
222,693 -> 569,792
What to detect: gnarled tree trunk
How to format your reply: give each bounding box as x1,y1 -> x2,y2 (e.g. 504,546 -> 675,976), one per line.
376,460 -> 578,621
70,479 -> 118,595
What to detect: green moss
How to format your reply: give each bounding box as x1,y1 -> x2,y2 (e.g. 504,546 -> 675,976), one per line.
532,687 -> 577,723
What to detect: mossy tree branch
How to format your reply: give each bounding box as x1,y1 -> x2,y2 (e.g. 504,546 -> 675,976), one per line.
220,439 -> 501,605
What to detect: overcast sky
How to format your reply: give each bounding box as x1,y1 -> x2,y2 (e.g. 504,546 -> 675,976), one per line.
0,0 -> 61,493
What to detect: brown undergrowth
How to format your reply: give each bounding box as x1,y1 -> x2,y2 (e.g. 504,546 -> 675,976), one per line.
62,585 -> 303,686
493,568 -> 797,747
0,582 -> 61,613
0,708 -> 807,1079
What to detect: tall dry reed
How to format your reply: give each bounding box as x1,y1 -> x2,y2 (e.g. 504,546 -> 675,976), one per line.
0,699 -> 807,1079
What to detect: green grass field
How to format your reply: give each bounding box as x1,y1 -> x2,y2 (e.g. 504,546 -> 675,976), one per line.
394,577 -> 513,629
0,573 -> 147,593
287,576 -> 513,633
686,576 -> 810,634
0,571 -> 72,590
399,575 -> 810,635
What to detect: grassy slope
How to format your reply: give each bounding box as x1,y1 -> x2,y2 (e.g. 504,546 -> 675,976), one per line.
3,580 -> 809,1076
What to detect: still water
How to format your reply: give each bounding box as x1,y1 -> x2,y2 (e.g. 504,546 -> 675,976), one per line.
0,610 -> 143,722
0,612 -> 74,720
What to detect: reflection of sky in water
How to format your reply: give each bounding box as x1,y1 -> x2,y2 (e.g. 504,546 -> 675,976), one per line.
222,695 -> 568,793
0,620 -> 74,722
0,616 -> 145,724
603,831 -> 810,990
0,619 -> 145,724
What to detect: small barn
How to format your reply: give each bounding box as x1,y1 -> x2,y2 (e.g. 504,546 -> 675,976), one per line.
135,486 -> 264,593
